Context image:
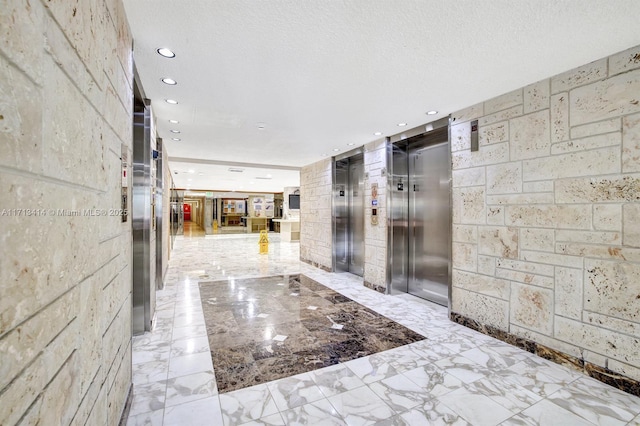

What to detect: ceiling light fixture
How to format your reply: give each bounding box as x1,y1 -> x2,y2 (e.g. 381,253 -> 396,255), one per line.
169,119 -> 179,124
188,169 -> 195,174
257,122 -> 266,130
162,77 -> 177,85
397,122 -> 407,127
170,129 -> 180,133
426,110 -> 438,115
266,174 -> 272,178
373,132 -> 382,136
347,143 -> 355,146
171,138 -> 181,141
165,99 -> 178,104
333,148 -> 340,152
156,48 -> 176,58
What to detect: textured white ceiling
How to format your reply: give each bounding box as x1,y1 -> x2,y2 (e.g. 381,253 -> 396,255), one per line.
123,0 -> 640,191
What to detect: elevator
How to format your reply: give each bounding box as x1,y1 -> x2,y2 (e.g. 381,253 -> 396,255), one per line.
333,153 -> 365,276
389,121 -> 451,306
132,94 -> 155,334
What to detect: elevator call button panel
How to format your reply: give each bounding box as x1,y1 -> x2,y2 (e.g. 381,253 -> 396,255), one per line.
471,119 -> 479,152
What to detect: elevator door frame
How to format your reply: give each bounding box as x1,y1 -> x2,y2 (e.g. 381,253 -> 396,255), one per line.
332,152 -> 365,277
386,118 -> 452,310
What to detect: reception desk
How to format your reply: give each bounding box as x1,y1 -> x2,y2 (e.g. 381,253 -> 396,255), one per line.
272,219 -> 300,242
245,217 -> 269,233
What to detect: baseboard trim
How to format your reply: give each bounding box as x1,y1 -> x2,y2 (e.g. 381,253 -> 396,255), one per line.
450,312 -> 640,397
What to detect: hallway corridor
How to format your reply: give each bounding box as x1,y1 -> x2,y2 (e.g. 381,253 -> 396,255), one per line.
127,234 -> 640,426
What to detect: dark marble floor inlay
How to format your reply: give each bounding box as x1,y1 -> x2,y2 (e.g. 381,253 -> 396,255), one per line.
199,274 -> 425,393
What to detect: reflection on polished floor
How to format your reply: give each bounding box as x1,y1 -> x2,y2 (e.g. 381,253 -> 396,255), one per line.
182,221 -> 206,238
201,274 -> 425,393
128,234 -> 640,426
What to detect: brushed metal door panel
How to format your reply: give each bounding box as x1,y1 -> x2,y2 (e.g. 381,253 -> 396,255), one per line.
349,159 -> 364,277
408,141 -> 449,305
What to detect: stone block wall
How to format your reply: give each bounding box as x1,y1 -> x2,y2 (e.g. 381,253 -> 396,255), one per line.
0,0 -> 134,424
364,139 -> 388,291
300,140 -> 389,287
450,45 -> 640,384
300,159 -> 333,270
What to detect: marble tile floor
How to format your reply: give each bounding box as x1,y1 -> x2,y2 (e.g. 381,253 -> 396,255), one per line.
200,274 -> 426,393
128,234 -> 640,426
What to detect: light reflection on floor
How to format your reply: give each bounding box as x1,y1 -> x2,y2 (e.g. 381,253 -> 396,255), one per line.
128,233 -> 640,426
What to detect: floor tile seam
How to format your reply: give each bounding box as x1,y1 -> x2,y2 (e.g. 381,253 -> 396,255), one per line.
368,389 -> 426,416
459,375 -> 541,418
127,408 -> 165,425
530,384 -> 600,421
276,395 -> 348,424
520,397 -> 602,426
400,368 -> 462,398
352,381 -> 405,417
132,354 -> 171,366
550,377 -> 640,415
434,393 -> 506,426
160,298 -> 187,417
162,391 -> 220,411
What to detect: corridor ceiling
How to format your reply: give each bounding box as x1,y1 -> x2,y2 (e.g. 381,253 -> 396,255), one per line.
123,0 -> 640,192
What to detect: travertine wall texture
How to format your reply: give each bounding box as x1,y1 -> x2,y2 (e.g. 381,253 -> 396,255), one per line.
1,0 -> 134,424
363,139 -> 388,289
450,45 -> 640,381
300,140 -> 389,286
300,159 -> 333,269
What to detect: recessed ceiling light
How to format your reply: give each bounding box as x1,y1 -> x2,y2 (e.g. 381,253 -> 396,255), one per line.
188,169 -> 195,174
426,110 -> 438,115
165,99 -> 178,104
257,122 -> 266,129
169,119 -> 179,124
162,77 -> 177,85
397,123 -> 407,127
156,48 -> 176,58
373,131 -> 382,136
187,178 -> 193,182
266,174 -> 272,178
170,129 -> 180,133
347,143 -> 355,146
171,138 -> 181,141
333,148 -> 340,152
198,173 -> 204,176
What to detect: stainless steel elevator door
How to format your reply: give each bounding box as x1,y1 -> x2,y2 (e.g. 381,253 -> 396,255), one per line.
348,159 -> 364,276
408,141 -> 450,305
334,160 -> 349,272
390,144 -> 409,293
